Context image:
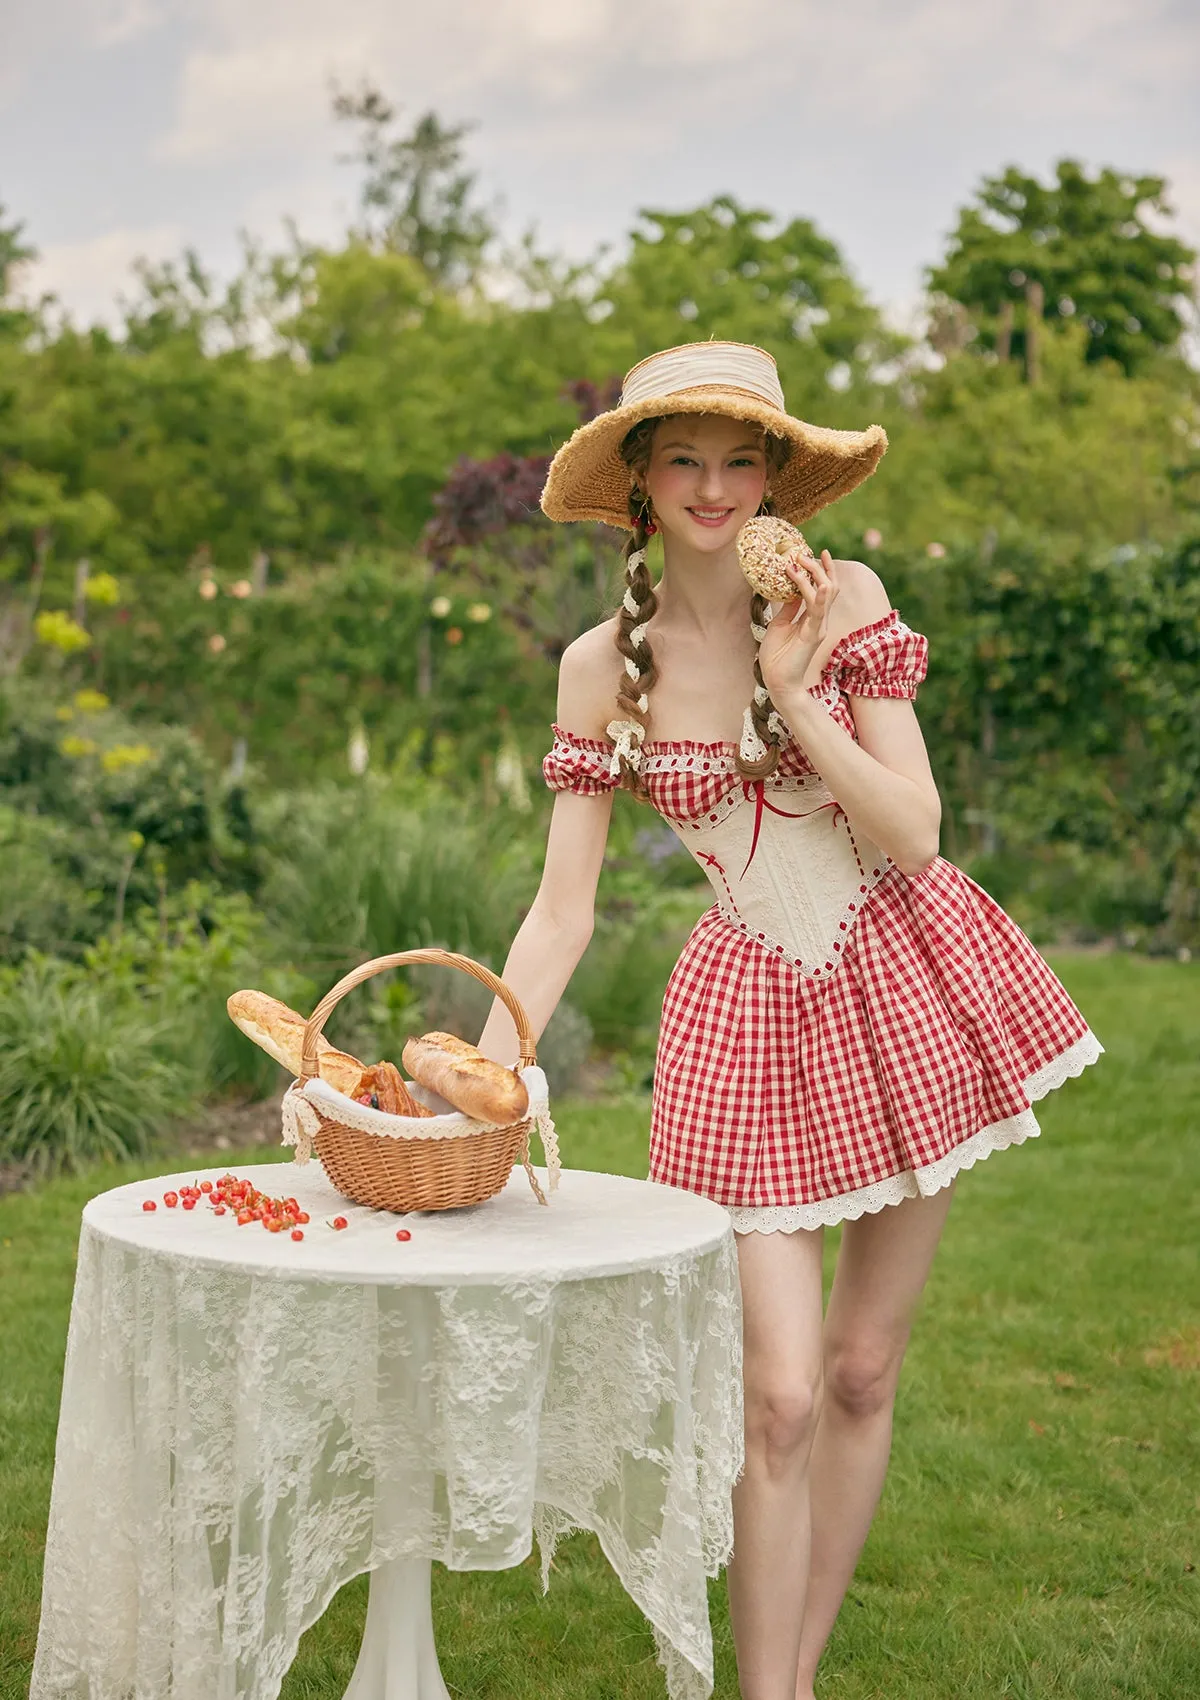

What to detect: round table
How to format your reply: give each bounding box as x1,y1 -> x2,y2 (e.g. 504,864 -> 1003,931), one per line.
31,1160 -> 743,1700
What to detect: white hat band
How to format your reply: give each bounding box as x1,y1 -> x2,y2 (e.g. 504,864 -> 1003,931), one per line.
620,342 -> 785,411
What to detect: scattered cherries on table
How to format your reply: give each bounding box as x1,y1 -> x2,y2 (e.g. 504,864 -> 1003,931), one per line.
138,1174 -> 412,1243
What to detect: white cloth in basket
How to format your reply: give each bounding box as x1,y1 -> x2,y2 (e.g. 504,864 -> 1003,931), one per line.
281,1065 -> 561,1195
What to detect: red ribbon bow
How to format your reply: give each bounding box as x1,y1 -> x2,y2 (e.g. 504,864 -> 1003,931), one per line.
740,780 -> 842,877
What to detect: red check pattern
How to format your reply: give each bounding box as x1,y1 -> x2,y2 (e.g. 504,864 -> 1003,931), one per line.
543,611 -> 1099,1218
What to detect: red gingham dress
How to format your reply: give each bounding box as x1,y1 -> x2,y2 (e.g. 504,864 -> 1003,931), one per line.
543,610 -> 1102,1232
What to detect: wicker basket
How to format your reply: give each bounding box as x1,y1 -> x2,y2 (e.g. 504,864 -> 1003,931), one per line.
293,949 -> 547,1214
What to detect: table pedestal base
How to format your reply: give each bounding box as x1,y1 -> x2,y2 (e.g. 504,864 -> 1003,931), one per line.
343,1557 -> 451,1700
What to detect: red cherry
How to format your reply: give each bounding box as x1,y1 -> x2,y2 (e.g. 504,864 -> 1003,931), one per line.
291,1229 -> 304,1242
332,1216 -> 348,1230
236,1209 -> 254,1226
213,1205 -> 226,1217
395,1229 -> 411,1242
199,1180 -> 213,1194
296,1212 -> 310,1225
142,1199 -> 157,1212
182,1198 -> 197,1211
267,1219 -> 283,1233
163,1192 -> 178,1207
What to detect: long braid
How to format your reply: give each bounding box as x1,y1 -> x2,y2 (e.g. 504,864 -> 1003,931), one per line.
608,492 -> 659,797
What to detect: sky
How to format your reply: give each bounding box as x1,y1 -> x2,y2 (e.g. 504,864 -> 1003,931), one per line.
2,0 -> 1199,333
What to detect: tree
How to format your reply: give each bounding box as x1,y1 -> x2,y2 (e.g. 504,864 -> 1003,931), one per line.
928,161 -> 1197,375
332,84 -> 493,290
587,196 -> 901,420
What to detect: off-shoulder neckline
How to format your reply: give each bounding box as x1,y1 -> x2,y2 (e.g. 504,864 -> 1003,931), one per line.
552,609 -> 904,755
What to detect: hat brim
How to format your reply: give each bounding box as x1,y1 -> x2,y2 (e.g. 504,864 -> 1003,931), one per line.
541,385 -> 887,530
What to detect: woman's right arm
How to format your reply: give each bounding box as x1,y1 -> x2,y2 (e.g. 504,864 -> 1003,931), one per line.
474,787 -> 613,1064
474,622 -> 620,1065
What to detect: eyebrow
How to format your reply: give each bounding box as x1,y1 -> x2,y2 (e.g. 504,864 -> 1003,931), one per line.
659,439 -> 764,453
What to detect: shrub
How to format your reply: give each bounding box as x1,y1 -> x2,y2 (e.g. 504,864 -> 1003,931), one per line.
0,957 -> 193,1176
257,777 -> 540,985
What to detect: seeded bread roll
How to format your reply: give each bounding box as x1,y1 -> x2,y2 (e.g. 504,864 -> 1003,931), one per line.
736,516 -> 817,601
226,989 -> 367,1096
402,1031 -> 530,1125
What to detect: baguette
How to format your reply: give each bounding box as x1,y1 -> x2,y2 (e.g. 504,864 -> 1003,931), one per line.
402,1031 -> 530,1125
226,989 -> 367,1097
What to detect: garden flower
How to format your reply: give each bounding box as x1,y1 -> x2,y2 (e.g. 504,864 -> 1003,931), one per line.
430,596 -> 452,618
863,528 -> 883,549
199,578 -> 219,600
208,633 -> 227,653
926,541 -> 947,559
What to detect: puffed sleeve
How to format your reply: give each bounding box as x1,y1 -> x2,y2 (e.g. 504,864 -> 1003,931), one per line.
824,609 -> 929,700
542,723 -> 620,795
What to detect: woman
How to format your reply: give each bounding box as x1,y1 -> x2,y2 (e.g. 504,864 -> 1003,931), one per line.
477,340 -> 1101,1700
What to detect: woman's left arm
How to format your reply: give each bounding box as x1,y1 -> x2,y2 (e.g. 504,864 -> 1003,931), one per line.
761,556 -> 942,877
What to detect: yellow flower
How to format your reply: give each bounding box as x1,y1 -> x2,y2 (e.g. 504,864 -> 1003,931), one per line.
83,572 -> 120,606
101,743 -> 156,774
58,735 -> 98,758
73,688 -> 110,713
35,611 -> 91,655
467,602 -> 492,623
429,596 -> 452,618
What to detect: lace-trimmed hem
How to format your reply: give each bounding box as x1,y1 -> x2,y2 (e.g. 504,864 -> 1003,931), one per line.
726,1029 -> 1103,1234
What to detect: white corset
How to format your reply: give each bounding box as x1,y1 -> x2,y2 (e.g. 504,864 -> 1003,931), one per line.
668,773 -> 891,977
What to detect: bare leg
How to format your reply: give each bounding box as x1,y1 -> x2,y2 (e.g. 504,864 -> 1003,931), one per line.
793,1183 -> 955,1699
727,1225 -> 826,1700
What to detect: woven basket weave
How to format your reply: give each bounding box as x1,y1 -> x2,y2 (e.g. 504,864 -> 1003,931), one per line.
296,949 -> 544,1214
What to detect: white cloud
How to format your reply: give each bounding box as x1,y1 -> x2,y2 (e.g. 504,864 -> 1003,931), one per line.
21,223 -> 185,328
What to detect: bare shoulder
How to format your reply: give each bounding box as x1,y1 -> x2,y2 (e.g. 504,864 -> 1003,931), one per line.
557,617 -> 623,738
826,557 -> 892,640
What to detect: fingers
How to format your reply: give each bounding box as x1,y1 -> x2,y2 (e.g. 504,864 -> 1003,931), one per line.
783,548 -> 838,616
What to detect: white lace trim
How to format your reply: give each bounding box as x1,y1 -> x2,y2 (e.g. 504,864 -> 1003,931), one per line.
727,1029 -> 1103,1233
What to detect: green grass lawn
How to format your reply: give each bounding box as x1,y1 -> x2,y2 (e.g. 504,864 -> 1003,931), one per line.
2,953 -> 1197,1699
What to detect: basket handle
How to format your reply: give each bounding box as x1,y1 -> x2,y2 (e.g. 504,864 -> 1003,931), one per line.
299,949 -> 537,1084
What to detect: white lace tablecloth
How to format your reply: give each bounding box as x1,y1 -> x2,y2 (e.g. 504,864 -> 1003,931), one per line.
31,1161 -> 743,1700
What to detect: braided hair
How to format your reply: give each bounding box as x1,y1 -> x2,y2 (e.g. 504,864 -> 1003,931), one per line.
609,417 -> 792,796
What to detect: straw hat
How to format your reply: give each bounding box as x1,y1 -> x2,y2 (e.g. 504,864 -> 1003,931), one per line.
541,340 -> 888,530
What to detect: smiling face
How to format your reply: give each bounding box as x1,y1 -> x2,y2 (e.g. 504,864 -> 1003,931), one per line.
641,414 -> 769,551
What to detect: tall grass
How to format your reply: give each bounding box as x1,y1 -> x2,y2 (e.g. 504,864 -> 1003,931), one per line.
0,958 -> 192,1176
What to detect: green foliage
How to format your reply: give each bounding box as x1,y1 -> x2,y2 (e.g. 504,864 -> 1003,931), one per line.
844,326 -> 1200,552
256,776 -> 540,983
587,196 -> 900,417
928,160 -> 1197,373
0,956 -> 191,1176
0,807 -> 106,960
96,550 -> 550,782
